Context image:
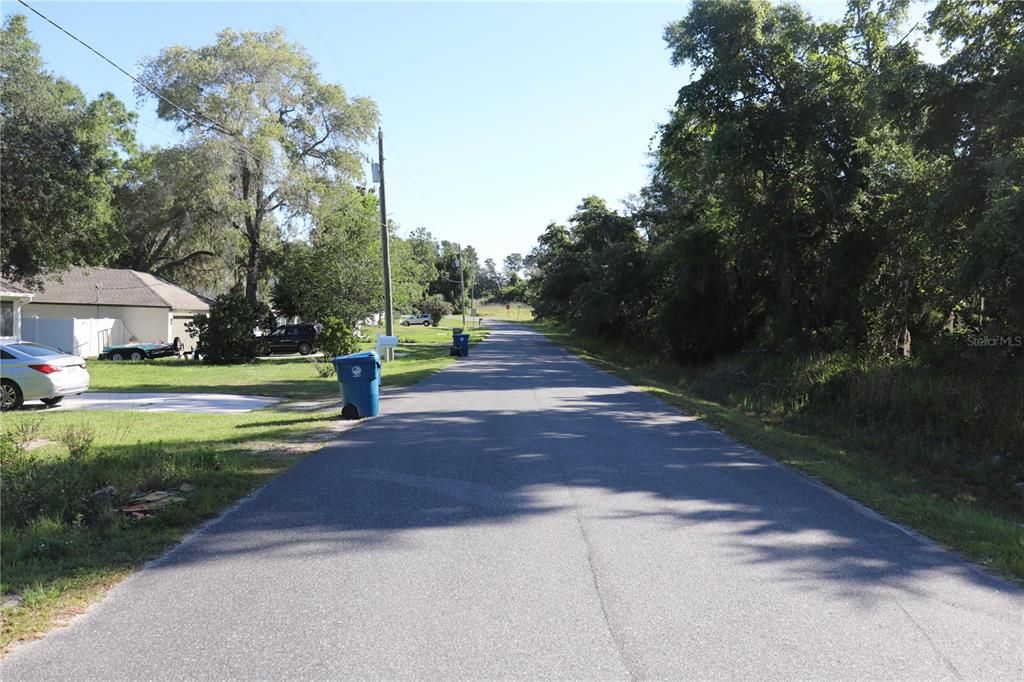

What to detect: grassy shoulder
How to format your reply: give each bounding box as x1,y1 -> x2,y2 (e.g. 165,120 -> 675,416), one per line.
529,319 -> 1024,582
0,409 -> 334,651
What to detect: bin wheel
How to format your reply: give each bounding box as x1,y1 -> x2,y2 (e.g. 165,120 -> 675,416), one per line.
341,404 -> 360,420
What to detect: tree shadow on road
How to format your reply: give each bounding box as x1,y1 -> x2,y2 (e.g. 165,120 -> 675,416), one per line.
144,326 -> 1021,609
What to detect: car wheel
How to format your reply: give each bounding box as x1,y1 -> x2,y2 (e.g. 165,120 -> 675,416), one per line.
130,350 -> 145,361
111,352 -> 124,361
423,320 -> 431,326
297,342 -> 313,355
1,380 -> 23,411
41,396 -> 64,407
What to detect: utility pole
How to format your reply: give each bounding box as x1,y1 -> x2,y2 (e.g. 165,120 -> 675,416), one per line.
458,246 -> 466,328
376,127 -> 394,360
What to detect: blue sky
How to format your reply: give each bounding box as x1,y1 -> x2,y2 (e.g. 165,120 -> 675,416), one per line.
7,1 -> 928,264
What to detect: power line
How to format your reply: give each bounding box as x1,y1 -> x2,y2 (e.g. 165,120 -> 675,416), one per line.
293,0 -> 357,88
15,0 -> 268,170
13,0 -> 378,233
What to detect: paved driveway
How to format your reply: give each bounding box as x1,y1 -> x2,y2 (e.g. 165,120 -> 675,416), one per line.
3,323 -> 1021,679
56,392 -> 280,413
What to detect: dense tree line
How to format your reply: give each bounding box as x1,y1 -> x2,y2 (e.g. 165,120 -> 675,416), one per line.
529,0 -> 1023,364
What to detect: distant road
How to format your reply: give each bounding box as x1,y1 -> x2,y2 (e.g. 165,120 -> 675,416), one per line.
3,322 -> 1021,680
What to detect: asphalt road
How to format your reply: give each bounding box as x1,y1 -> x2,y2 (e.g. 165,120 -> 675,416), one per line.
3,323 -> 1021,680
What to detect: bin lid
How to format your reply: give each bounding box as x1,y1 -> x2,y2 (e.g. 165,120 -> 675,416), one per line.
332,350 -> 380,365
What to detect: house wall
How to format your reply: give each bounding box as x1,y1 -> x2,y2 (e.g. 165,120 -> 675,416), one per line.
171,313 -> 202,352
22,304 -> 172,345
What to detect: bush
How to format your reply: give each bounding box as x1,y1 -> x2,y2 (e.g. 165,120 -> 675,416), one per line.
317,317 -> 359,359
680,349 -> 1024,507
309,357 -> 336,378
420,294 -> 451,326
1,423 -> 98,528
186,292 -> 260,364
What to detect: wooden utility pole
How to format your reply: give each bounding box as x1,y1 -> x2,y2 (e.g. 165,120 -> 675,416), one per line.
377,128 -> 394,357
459,246 -> 466,327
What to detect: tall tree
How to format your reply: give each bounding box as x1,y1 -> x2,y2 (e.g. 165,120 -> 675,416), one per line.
502,253 -> 525,280
529,198 -> 647,337
926,0 -> 1024,333
429,241 -> 479,311
271,190 -> 381,323
476,258 -> 504,300
390,225 -> 439,312
139,27 -> 379,308
0,15 -> 136,285
113,143 -> 239,291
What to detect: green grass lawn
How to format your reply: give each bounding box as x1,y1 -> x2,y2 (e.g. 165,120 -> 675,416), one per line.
88,322 -> 490,398
474,302 -> 534,322
529,320 -> 1024,583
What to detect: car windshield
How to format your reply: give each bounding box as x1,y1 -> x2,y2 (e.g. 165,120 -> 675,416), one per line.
6,342 -> 65,357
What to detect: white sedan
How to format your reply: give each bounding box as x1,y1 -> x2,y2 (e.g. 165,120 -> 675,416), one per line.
400,313 -> 432,326
0,341 -> 90,410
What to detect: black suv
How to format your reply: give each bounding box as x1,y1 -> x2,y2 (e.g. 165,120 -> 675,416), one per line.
258,324 -> 319,356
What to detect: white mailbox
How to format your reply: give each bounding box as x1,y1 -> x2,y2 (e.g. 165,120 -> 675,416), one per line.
376,335 -> 399,361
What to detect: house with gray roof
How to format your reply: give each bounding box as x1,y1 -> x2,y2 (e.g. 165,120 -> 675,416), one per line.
21,267 -> 210,357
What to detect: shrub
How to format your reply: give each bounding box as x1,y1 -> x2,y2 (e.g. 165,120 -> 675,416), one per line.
310,357 -> 336,378
420,294 -> 451,326
58,423 -> 95,460
317,317 -> 359,359
186,291 -> 260,364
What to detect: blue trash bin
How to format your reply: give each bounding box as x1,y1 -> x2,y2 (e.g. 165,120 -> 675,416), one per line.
454,333 -> 470,357
332,351 -> 381,419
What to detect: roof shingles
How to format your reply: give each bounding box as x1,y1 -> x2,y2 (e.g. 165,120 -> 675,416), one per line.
29,268 -> 209,311
0,278 -> 34,296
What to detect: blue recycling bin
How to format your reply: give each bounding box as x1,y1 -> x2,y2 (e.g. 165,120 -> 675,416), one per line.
453,333 -> 470,357
332,351 -> 381,419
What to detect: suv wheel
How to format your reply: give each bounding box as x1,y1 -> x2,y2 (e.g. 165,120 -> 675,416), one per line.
422,320 -> 431,326
297,342 -> 313,355
130,350 -> 145,361
1,380 -> 23,411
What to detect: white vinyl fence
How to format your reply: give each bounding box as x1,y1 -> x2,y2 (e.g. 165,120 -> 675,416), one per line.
21,317 -> 128,358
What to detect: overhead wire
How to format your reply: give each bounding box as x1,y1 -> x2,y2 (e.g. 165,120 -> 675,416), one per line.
13,0 -> 379,238
15,0 -> 272,172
